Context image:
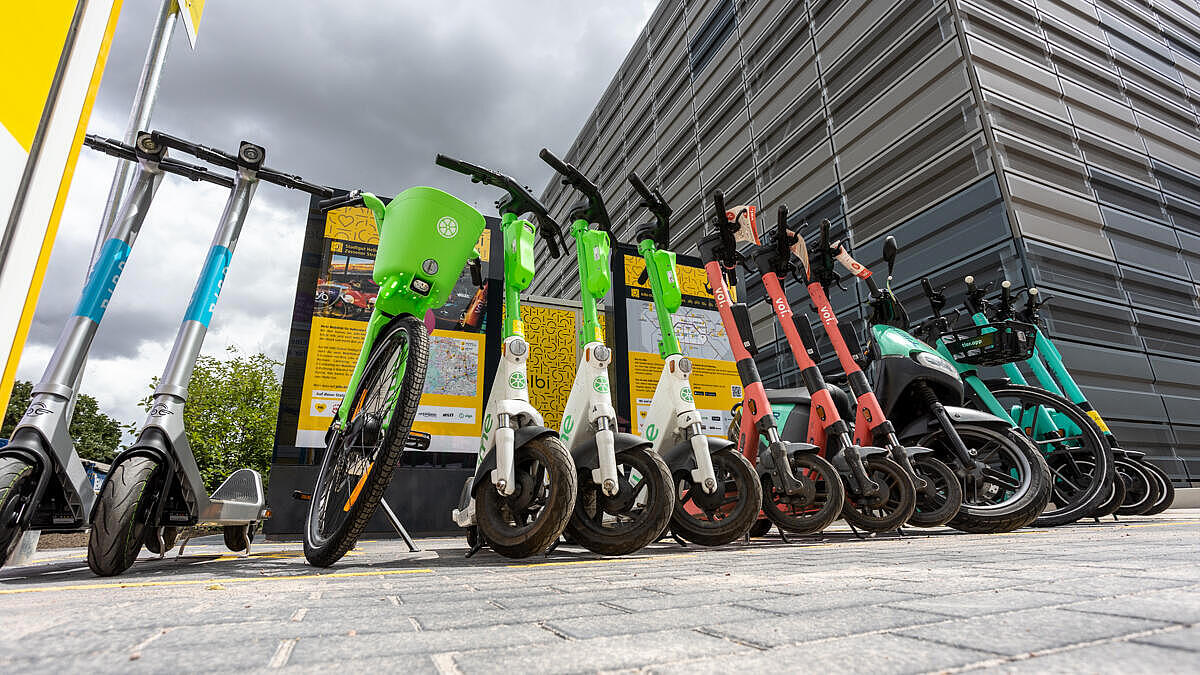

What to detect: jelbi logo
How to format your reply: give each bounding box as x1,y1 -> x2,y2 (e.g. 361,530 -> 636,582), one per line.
592,376 -> 609,393
508,372 -> 527,389
436,216 -> 459,239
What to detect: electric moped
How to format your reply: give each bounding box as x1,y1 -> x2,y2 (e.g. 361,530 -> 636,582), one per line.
624,172 -> 761,546
539,149 -> 674,555
88,132 -> 332,576
748,211 -> 918,533
439,154 -> 578,558
702,192 -> 845,536
835,233 -> 1051,533
0,134 -> 231,568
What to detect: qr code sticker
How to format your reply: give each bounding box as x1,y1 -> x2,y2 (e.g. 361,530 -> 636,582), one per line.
731,384 -> 743,399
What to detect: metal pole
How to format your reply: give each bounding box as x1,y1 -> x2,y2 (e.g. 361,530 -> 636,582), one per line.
89,0 -> 178,266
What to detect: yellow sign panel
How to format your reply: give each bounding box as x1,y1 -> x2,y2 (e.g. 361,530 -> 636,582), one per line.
0,3 -> 76,151
176,0 -> 205,49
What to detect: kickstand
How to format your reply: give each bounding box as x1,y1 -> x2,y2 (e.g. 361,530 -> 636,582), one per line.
847,522 -> 867,540
670,528 -> 689,548
543,536 -> 561,557
465,527 -> 486,559
896,526 -> 907,537
778,528 -> 792,544
743,530 -> 751,544
155,527 -> 167,559
1093,517 -> 1101,523
241,526 -> 253,558
1112,514 -> 1119,522
379,499 -> 420,552
176,528 -> 195,557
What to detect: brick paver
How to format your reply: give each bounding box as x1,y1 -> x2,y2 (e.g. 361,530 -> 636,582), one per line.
0,512 -> 1197,673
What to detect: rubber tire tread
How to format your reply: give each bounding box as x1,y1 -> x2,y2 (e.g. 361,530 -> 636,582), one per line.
224,524 -> 255,552
87,457 -> 157,576
907,456 -> 962,528
1089,471 -> 1126,519
941,426 -> 1052,534
761,453 -> 845,535
841,457 -> 917,533
1115,457 -> 1159,516
477,435 -> 577,558
747,517 -> 773,538
0,457 -> 35,567
670,448 -> 762,546
1140,460 -> 1175,516
304,315 -> 428,567
564,446 -> 673,556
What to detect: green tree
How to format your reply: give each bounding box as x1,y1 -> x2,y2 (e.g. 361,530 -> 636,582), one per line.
2,380 -> 133,463
143,347 -> 281,492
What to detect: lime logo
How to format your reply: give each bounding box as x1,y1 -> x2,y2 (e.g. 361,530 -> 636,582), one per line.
645,424 -> 660,441
680,387 -> 693,402
436,216 -> 459,239
592,377 -> 609,393
508,372 -> 526,389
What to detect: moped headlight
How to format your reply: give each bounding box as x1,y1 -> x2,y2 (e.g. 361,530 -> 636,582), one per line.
913,350 -> 959,378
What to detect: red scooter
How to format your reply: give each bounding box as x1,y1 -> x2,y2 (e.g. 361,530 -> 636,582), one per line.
742,207 -> 918,532
697,191 -> 844,536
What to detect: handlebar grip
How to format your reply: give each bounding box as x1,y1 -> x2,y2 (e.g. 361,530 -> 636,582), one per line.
964,275 -> 978,295
711,191 -> 727,226
543,222 -> 562,259
819,219 -> 831,251
628,171 -> 652,200
539,148 -> 569,175
921,278 -> 935,299
316,192 -> 363,213
468,258 -> 484,287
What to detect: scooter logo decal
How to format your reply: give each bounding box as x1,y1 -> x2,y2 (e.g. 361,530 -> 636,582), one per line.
508,372 -> 527,389
149,403 -> 173,417
862,407 -> 873,423
645,424 -> 660,441
680,387 -> 693,402
436,217 -> 459,239
815,405 -> 826,421
25,402 -> 53,416
561,414 -> 575,441
592,376 -> 609,393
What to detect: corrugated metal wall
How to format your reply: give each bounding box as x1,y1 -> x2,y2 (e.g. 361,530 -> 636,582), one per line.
535,0 -> 1200,485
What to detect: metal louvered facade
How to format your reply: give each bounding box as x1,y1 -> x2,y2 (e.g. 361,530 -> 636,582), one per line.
534,0 -> 1200,486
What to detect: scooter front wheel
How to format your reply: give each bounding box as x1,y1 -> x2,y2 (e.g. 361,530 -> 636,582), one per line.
670,448 -> 762,546
907,456 -> 962,528
841,457 -> 917,533
761,452 -> 844,535
87,457 -> 159,576
565,445 -> 673,556
477,435 -> 577,558
0,457 -> 35,566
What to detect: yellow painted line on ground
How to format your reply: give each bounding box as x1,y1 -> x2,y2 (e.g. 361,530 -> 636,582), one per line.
1120,521 -> 1198,529
505,553 -> 698,569
0,567 -> 433,595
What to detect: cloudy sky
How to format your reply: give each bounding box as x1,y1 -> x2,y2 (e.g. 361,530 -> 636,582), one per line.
18,1 -> 656,428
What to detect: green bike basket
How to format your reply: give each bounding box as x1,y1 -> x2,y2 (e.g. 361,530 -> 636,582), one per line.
649,249 -> 682,313
373,186 -> 485,307
581,228 -> 611,298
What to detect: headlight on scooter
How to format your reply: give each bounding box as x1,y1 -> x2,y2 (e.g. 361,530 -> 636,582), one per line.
912,350 -> 959,379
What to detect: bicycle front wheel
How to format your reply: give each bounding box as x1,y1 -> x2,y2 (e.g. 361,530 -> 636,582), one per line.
304,315 -> 429,567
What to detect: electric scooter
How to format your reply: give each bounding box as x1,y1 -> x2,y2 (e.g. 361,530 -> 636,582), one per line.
87,132 -> 333,576
701,191 -> 845,536
539,149 -> 674,556
747,210 -> 917,533
624,172 -> 762,546
438,154 -> 579,558
0,133 -> 231,568
837,233 -> 1051,533
919,276 -> 1114,527
963,279 -> 1172,516
778,217 -> 961,528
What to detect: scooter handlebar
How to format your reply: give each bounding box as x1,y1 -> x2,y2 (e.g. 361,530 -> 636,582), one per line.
627,170 -> 671,247
258,167 -> 333,197
539,147 -> 612,234
316,190 -> 365,213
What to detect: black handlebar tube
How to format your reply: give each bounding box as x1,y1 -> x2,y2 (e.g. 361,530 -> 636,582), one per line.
627,170 -> 671,248
538,148 -> 612,235
963,276 -> 988,315
316,190 -> 365,213
150,130 -> 333,197
83,133 -> 234,189
436,153 -> 563,258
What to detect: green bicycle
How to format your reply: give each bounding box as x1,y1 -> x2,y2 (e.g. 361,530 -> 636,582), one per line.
303,182 -> 486,567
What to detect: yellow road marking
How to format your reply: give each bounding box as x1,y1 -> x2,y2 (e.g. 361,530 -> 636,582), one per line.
505,553 -> 697,569
0,567 -> 433,595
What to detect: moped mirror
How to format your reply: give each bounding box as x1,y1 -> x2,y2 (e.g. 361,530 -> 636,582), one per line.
882,236 -> 899,278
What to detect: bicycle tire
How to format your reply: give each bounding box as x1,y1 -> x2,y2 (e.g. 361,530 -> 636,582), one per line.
1115,456 -> 1158,516
1140,459 -> 1175,516
304,315 -> 428,567
977,385 -> 1113,527
1088,467 -> 1125,519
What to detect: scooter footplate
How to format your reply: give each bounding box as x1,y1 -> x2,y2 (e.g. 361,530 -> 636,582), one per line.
209,468 -> 264,505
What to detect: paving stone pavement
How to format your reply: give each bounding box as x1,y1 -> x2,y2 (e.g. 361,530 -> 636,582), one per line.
0,512 -> 1197,674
